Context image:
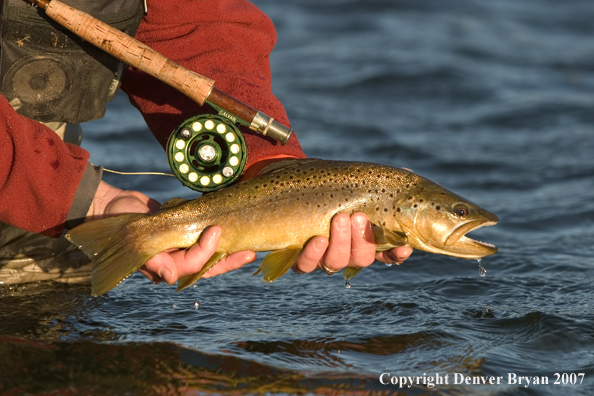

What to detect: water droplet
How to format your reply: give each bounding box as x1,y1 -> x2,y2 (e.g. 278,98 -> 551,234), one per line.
478,259 -> 487,277
194,301 -> 200,309
385,263 -> 393,267
172,304 -> 177,308
345,280 -> 351,288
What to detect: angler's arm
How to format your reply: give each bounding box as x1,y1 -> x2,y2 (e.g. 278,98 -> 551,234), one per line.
0,94 -> 100,237
120,0 -> 307,170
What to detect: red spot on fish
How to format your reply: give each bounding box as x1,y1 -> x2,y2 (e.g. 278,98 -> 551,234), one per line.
47,138 -> 55,146
50,160 -> 59,169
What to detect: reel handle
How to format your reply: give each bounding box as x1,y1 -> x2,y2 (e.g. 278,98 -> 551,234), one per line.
25,0 -> 293,145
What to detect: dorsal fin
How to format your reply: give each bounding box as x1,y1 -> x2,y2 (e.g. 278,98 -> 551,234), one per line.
160,197 -> 191,210
259,158 -> 322,176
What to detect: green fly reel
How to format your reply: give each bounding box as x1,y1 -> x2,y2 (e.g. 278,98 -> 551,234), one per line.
167,114 -> 247,193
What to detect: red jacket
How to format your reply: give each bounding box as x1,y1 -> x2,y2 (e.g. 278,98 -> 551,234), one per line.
0,0 -> 305,237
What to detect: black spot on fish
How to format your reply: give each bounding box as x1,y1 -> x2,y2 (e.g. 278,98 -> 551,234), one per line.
384,208 -> 388,212
397,208 -> 401,212
436,206 -> 441,210
413,204 -> 418,208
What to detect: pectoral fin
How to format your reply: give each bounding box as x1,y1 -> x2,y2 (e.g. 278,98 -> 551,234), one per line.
177,251 -> 227,291
371,225 -> 407,252
253,248 -> 302,283
343,267 -> 362,281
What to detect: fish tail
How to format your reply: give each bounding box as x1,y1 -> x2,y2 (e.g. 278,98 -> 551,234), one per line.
65,213 -> 159,296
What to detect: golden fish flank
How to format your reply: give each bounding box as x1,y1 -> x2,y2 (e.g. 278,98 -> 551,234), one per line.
65,159 -> 498,296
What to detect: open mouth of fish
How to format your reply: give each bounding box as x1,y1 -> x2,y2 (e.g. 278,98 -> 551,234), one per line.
445,219 -> 498,254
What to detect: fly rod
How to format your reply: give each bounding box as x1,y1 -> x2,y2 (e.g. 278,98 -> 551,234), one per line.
24,0 -> 293,145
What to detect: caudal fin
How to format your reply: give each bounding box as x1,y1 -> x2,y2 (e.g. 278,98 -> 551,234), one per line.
65,214 -> 157,296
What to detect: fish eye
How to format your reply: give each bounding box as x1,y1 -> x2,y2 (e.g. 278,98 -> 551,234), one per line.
453,204 -> 469,217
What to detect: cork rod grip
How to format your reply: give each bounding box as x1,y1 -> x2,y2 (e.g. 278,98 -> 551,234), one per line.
25,0 -> 293,144
40,0 -> 214,105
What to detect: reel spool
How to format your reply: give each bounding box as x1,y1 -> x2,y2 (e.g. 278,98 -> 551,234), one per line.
167,114 -> 247,193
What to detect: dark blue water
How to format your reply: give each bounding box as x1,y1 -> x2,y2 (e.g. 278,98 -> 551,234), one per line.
2,0 -> 594,395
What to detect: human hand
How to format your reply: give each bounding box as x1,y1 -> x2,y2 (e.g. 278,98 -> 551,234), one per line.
85,181 -> 256,285
292,212 -> 413,275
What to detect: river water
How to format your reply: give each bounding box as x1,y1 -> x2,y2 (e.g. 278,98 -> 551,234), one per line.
2,0 -> 594,395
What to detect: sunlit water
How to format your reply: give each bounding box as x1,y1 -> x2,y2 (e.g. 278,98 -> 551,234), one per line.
2,0 -> 594,395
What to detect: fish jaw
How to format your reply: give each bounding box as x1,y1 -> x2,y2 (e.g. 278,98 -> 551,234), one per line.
442,218 -> 498,259
406,216 -> 498,260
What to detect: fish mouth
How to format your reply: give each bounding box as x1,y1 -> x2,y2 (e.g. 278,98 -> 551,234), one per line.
444,219 -> 498,258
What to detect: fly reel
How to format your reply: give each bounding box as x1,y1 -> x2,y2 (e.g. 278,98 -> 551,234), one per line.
167,114 -> 247,193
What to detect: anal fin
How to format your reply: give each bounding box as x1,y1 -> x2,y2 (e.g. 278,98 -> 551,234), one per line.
253,248 -> 302,283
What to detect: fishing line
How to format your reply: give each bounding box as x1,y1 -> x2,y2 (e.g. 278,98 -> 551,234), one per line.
92,164 -> 176,178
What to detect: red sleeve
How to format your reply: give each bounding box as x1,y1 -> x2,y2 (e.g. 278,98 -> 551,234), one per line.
0,95 -> 90,237
121,0 -> 306,170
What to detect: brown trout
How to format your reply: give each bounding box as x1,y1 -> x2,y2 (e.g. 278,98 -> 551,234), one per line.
65,159 -> 498,296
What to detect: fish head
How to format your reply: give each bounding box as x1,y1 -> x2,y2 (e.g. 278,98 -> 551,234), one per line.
396,181 -> 498,259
